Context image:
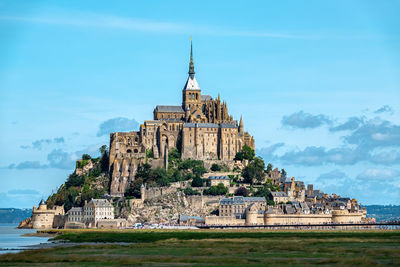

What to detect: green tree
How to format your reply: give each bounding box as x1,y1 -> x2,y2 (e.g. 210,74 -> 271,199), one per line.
241,157 -> 265,185
254,184 -> 275,206
281,168 -> 287,178
82,154 -> 91,160
191,176 -> 204,187
168,148 -> 181,166
135,163 -> 152,180
204,183 -> 228,196
125,178 -> 143,199
99,145 -> 108,155
266,163 -> 273,173
193,165 -> 207,177
210,163 -> 222,172
234,145 -> 255,161
65,173 -> 85,188
183,187 -> 200,195
146,149 -> 154,159
234,186 -> 248,196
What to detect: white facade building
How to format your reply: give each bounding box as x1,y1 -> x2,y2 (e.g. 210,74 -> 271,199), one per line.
66,199 -> 114,228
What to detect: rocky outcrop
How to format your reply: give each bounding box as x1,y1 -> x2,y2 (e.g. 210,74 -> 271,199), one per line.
121,191 -> 222,224
17,217 -> 32,229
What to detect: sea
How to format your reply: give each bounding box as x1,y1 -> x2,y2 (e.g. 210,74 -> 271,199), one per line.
0,224 -> 50,254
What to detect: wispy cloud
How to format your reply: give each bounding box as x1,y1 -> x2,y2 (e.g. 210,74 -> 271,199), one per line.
97,117 -> 139,137
0,13 -> 304,39
281,111 -> 332,129
20,137 -> 65,150
374,105 -> 394,115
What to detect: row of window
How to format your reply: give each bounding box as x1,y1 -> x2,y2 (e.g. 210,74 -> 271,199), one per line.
187,92 -> 199,100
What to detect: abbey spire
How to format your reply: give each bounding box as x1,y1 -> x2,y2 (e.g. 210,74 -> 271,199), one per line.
188,37 -> 195,78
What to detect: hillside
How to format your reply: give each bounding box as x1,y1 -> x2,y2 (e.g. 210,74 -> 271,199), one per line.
0,208 -> 32,223
46,147 -> 110,212
364,205 -> 400,222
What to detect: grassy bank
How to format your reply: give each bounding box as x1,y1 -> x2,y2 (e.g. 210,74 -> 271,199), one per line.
1,230 -> 399,266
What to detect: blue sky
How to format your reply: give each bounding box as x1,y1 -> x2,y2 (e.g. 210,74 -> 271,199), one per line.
0,0 -> 399,208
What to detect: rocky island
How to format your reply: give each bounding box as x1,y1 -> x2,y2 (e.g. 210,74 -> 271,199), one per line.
20,41 -> 373,229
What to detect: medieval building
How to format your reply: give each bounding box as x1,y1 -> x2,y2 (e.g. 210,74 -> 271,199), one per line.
109,40 -> 255,197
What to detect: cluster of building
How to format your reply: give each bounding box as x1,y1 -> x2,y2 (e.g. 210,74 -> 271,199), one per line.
29,199 -> 127,229
205,170 -> 370,226
26,40 -> 373,229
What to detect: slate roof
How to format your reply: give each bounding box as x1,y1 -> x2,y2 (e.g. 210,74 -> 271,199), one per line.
299,202 -> 310,210
154,105 -> 184,113
284,205 -> 296,214
90,199 -> 112,207
271,192 -> 288,197
67,207 -> 83,213
183,76 -> 201,91
208,175 -> 230,180
201,95 -> 212,101
183,123 -> 220,128
220,123 -> 236,128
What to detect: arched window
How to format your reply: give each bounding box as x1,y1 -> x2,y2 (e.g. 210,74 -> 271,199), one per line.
134,149 -> 138,153
127,149 -> 132,153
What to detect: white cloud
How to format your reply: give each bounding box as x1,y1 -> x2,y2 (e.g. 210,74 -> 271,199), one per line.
357,168 -> 400,180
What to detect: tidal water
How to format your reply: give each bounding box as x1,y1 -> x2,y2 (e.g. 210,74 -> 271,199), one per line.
0,223 -> 50,254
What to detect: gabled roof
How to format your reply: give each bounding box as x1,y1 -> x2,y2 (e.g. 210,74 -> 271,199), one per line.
183,76 -> 200,91
271,192 -> 288,197
155,105 -> 184,113
201,95 -> 212,101
89,199 -> 112,207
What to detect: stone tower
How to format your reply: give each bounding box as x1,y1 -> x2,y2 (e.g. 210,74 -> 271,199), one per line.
182,38 -> 202,111
239,116 -> 244,135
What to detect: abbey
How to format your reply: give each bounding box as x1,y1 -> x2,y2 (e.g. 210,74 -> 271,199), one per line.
109,40 -> 255,197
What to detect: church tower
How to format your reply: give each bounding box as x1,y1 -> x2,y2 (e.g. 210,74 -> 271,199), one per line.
182,38 -> 202,111
239,115 -> 244,135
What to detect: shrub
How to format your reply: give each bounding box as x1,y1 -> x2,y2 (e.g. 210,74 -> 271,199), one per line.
65,174 -> 85,188
168,148 -> 181,165
82,154 -> 91,160
146,149 -> 154,159
210,163 -> 222,172
76,160 -> 89,169
183,187 -> 200,196
234,145 -> 255,161
234,186 -> 248,197
191,176 -> 204,187
242,157 -> 265,185
203,183 -> 228,196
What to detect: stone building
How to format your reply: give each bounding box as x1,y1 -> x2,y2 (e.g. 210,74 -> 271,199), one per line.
109,40 -> 255,197
206,176 -> 230,187
31,200 -> 64,229
65,199 -> 115,228
271,192 -> 289,203
219,196 -> 266,219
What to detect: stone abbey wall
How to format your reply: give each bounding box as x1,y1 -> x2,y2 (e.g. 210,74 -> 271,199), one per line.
264,214 -> 332,225
205,216 -> 245,225
331,210 -> 364,224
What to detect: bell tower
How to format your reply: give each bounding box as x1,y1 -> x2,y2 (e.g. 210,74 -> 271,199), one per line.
182,37 -> 201,111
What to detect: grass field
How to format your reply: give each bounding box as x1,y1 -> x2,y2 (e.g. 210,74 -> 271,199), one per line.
1,230 -> 399,266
